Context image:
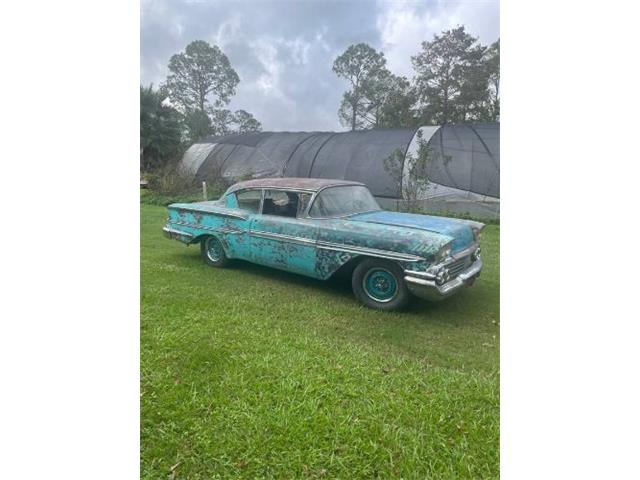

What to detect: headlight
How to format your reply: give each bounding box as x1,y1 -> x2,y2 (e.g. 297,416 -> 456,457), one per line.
436,245 -> 452,263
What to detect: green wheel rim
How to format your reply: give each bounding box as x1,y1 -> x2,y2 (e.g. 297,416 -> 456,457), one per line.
362,268 -> 398,303
206,237 -> 223,262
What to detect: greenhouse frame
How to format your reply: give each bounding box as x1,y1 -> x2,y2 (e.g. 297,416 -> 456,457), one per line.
180,122 -> 500,218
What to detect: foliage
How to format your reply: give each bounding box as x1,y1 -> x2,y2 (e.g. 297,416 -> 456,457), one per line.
165,40 -> 239,112
140,189 -> 213,206
334,29 -> 499,129
232,109 -> 262,133
383,130 -> 436,212
139,85 -> 184,172
140,203 -> 500,478
210,108 -> 262,136
162,40 -> 262,143
375,74 -> 419,128
333,43 -> 387,130
412,26 -> 488,124
145,161 -> 197,196
184,109 -> 213,144
483,39 -> 500,121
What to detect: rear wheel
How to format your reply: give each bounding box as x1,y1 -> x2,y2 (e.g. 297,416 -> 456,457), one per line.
200,236 -> 228,267
352,259 -> 410,311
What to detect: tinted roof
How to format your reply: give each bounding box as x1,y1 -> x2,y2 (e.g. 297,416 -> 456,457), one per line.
226,177 -> 364,194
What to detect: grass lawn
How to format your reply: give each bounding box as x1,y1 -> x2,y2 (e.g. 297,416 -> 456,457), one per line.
141,203 -> 500,479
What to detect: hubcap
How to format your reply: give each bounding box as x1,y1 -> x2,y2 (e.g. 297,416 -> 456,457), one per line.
206,238 -> 223,262
362,268 -> 398,303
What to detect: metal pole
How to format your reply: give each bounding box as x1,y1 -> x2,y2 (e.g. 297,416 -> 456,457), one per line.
202,181 -> 207,200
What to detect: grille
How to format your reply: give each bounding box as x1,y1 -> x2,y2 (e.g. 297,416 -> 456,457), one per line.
446,255 -> 472,279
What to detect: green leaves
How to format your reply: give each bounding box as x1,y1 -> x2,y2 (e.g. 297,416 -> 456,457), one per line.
412,27 -> 499,124
333,43 -> 390,130
210,108 -> 262,136
140,85 -> 183,172
162,40 -> 262,144
165,40 -> 240,112
334,28 -> 500,129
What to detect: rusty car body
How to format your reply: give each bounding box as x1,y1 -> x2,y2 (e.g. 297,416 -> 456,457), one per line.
163,178 -> 484,310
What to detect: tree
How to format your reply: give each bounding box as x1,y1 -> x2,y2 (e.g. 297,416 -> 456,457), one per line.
165,40 -> 240,112
232,109 -> 262,133
184,109 -> 213,144
209,108 -> 262,136
209,108 -> 234,136
163,40 -> 262,142
139,84 -> 184,172
411,26 -> 486,124
383,129 -> 434,213
333,43 -> 387,130
483,39 -> 500,121
372,73 -> 418,128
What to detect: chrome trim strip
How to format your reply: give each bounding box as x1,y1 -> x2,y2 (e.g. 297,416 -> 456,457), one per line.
172,207 -> 248,221
307,208 -> 382,220
317,241 -> 423,262
229,185 -> 319,195
404,269 -> 437,280
444,243 -> 479,264
163,226 -> 194,237
250,230 -> 315,246
216,227 -> 245,235
249,229 -> 424,262
168,221 -> 246,235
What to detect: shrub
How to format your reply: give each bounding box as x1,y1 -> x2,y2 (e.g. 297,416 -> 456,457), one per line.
146,162 -> 197,196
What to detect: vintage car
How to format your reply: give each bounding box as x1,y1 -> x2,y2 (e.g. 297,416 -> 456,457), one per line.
163,178 -> 484,311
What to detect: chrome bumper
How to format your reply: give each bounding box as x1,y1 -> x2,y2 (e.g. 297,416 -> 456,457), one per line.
404,258 -> 483,301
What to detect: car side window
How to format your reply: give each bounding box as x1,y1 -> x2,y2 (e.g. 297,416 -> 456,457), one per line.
262,190 -> 311,218
235,189 -> 262,213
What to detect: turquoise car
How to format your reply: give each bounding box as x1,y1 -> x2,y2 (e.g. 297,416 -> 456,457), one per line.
163,178 -> 484,311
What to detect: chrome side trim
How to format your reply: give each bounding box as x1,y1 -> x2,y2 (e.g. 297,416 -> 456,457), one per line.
229,185 -> 320,194
172,207 -> 248,221
404,269 -> 436,280
317,241 -> 423,262
250,230 -> 315,246
168,221 -> 246,235
249,229 -> 424,262
163,226 -> 194,237
444,243 -> 479,264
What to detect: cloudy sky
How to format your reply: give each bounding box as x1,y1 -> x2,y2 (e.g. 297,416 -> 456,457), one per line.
141,0 -> 499,131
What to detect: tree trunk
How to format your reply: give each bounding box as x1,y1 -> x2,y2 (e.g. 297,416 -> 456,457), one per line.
351,85 -> 358,131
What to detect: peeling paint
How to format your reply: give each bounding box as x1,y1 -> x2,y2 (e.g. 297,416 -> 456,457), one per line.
164,182 -> 481,282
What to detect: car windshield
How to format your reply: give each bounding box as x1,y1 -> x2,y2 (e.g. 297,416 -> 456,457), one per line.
309,185 -> 380,218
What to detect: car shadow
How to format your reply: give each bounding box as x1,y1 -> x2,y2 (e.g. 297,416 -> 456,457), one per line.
166,250 -> 481,321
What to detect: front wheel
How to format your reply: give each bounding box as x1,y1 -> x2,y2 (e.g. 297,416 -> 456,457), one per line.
351,259 -> 410,311
200,236 -> 229,267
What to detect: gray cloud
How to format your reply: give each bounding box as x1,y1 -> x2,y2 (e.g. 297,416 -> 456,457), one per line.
141,0 -> 499,131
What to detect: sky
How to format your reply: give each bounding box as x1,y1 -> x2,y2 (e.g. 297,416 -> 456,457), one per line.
140,0 -> 499,132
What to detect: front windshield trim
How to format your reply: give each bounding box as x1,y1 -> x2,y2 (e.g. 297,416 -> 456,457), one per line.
306,184 -> 381,219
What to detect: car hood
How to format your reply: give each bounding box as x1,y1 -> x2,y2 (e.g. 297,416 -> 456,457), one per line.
348,211 -> 476,253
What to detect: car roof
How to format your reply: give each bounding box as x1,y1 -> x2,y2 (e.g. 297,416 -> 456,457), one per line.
226,177 -> 364,194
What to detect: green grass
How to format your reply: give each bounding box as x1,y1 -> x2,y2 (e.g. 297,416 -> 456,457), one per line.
141,203 -> 499,479
140,188 -> 225,206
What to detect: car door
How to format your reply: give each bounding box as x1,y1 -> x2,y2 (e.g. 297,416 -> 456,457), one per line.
249,189 -> 320,277
221,188 -> 262,260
